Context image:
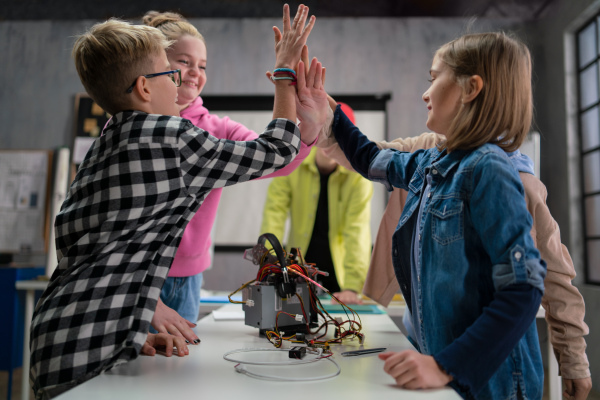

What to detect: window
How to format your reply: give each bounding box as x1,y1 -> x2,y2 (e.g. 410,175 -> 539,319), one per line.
576,16 -> 600,283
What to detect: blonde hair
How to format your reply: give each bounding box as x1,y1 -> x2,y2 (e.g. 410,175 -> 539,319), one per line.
436,32 -> 533,153
72,19 -> 172,115
143,11 -> 205,44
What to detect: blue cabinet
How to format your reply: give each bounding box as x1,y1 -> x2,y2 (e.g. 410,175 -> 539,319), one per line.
0,267 -> 45,399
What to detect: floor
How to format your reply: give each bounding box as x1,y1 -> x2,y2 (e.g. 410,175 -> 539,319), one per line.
2,365 -> 599,400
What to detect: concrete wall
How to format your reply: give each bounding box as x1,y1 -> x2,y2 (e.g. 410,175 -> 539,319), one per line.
0,17 -> 514,149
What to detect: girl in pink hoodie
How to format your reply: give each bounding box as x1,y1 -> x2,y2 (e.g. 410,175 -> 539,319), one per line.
143,10 -> 314,339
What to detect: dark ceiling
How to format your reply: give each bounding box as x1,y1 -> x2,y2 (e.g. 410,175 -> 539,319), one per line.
0,0 -> 556,21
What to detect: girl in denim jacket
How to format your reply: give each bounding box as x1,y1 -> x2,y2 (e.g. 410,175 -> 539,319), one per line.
326,32 -> 547,399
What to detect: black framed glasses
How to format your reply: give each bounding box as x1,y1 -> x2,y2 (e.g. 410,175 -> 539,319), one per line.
125,69 -> 182,93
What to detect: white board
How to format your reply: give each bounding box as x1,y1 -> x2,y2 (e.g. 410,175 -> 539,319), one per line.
212,110 -> 388,246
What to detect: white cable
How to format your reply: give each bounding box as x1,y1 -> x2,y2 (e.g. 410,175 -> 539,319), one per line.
223,347 -> 341,381
234,358 -> 341,381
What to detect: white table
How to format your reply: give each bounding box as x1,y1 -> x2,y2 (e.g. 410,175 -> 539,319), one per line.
55,304 -> 460,400
16,285 -> 562,400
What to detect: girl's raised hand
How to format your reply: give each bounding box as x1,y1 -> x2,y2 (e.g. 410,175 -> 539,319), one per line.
296,57 -> 329,144
273,4 -> 316,69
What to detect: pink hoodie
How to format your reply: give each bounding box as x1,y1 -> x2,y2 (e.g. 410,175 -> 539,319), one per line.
170,96 -> 312,276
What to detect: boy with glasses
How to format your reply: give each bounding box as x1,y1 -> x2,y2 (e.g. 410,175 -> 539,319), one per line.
30,7 -> 324,398
125,68 -> 182,93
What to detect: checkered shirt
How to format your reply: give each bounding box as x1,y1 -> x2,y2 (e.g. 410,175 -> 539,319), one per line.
29,111 -> 300,398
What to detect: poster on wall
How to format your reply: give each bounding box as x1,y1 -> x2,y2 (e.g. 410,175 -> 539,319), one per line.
0,150 -> 52,254
73,93 -> 111,165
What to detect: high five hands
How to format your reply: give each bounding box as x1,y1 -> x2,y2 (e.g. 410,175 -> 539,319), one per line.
273,4 -> 315,70
295,56 -> 329,143
271,5 -> 329,144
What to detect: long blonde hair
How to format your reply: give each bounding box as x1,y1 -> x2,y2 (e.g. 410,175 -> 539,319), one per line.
72,19 -> 172,115
437,32 -> 533,153
143,11 -> 205,44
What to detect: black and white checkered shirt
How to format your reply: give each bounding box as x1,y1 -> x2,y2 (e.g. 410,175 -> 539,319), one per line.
30,111 -> 300,398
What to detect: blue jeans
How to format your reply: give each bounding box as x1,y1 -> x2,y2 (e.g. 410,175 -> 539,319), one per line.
151,273 -> 203,333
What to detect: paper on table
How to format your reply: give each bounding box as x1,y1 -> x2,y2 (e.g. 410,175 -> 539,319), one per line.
212,310 -> 245,321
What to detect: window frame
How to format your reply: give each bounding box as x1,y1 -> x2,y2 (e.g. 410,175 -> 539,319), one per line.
575,15 -> 600,285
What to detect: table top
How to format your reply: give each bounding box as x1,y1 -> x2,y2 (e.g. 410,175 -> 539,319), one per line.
56,304 -> 460,400
15,279 -> 49,290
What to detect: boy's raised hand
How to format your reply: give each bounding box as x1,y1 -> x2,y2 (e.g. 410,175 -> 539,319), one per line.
378,350 -> 453,389
296,57 -> 329,144
273,4 -> 315,69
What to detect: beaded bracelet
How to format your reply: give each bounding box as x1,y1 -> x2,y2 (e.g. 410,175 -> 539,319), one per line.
271,68 -> 297,85
273,67 -> 297,76
273,71 -> 297,78
270,75 -> 297,85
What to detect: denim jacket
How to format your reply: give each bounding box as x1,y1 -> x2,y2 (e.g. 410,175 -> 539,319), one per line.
331,106 -> 546,399
373,145 -> 545,399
